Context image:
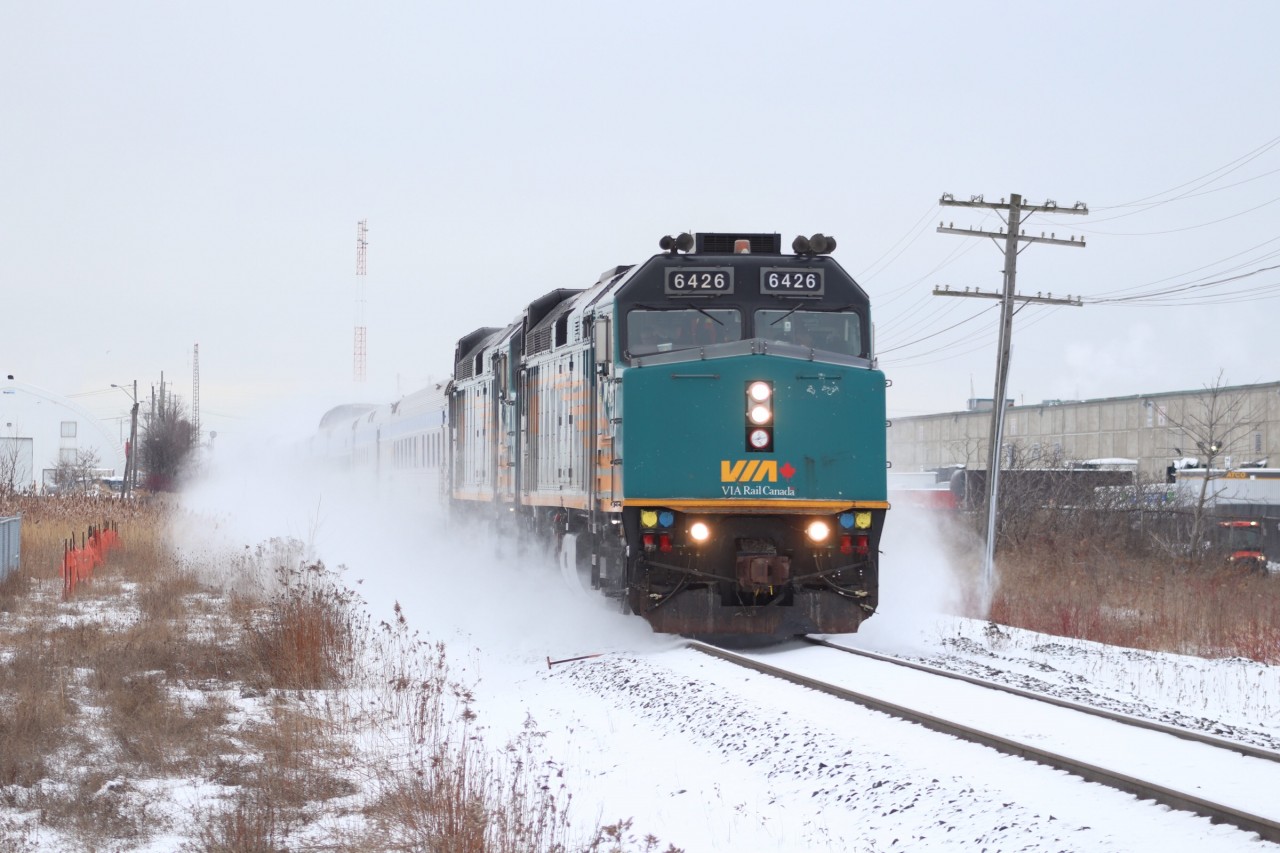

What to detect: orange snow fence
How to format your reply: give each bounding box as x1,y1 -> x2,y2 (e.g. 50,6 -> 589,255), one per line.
62,521 -> 122,600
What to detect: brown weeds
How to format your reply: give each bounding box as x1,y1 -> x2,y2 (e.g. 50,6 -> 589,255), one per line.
0,633 -> 78,786
245,561 -> 361,690
946,507 -> 1280,663
0,498 -> 678,852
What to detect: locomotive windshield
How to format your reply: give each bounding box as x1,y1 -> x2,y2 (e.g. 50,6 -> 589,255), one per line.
626,307 -> 742,355
754,308 -> 864,358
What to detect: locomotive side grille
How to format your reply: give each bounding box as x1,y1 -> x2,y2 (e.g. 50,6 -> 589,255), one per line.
528,326 -> 553,355
455,359 -> 475,380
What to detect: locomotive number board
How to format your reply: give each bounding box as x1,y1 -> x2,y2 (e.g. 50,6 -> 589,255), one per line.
761,268 -> 825,295
665,267 -> 734,295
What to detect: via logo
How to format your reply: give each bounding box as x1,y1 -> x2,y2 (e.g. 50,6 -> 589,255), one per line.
720,460 -> 796,482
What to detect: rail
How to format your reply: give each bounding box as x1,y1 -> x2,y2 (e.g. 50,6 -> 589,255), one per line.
689,640 -> 1280,844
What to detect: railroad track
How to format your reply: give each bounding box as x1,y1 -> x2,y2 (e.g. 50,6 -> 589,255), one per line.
805,635 -> 1280,760
689,639 -> 1280,844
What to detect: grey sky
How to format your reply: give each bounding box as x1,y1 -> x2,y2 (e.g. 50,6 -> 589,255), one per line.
3,1 -> 1277,440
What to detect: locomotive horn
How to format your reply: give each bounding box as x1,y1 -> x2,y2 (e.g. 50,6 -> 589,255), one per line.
659,235 -> 675,251
792,235 -> 811,254
808,233 -> 837,254
675,232 -> 694,252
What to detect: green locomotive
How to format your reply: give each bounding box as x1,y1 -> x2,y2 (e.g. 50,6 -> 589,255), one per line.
450,232 -> 888,637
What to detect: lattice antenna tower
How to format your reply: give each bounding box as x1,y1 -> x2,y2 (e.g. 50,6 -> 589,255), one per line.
192,343 -> 200,448
354,219 -> 368,382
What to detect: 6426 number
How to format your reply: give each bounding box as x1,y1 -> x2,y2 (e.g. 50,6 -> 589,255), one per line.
762,268 -> 824,294
665,268 -> 733,294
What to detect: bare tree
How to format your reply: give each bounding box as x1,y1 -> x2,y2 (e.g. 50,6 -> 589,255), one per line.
0,439 -> 24,496
1162,370 -> 1262,567
51,448 -> 102,495
141,396 -> 194,491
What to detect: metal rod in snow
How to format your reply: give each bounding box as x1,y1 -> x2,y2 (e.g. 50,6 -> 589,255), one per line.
546,653 -> 605,669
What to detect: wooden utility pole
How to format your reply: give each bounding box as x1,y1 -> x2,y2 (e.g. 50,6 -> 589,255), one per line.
128,379 -> 138,496
936,193 -> 1088,604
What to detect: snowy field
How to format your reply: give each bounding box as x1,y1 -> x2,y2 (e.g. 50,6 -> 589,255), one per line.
167,447 -> 1280,851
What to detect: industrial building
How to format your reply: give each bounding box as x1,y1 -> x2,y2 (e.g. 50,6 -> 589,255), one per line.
0,376 -> 126,493
888,380 -> 1280,484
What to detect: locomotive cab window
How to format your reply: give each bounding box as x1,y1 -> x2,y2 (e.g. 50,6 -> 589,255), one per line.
753,309 -> 864,358
626,308 -> 741,356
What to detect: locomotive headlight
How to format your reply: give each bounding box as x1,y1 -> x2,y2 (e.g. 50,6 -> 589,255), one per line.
748,381 -> 772,403
748,404 -> 772,425
806,520 -> 832,542
689,521 -> 711,542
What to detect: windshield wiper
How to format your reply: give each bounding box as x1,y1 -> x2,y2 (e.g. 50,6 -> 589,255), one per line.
768,302 -> 856,325
769,303 -> 803,326
689,303 -> 725,326
636,302 -> 725,326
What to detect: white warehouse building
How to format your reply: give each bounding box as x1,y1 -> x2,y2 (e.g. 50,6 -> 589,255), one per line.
0,376 -> 126,492
887,380 -> 1280,484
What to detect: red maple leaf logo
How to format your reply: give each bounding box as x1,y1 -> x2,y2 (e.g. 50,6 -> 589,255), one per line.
779,462 -> 796,480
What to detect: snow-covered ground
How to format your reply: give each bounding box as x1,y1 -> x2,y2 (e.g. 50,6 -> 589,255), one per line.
168,446 -> 1280,851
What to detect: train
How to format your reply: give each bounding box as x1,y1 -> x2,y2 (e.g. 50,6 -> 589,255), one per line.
312,231 -> 889,638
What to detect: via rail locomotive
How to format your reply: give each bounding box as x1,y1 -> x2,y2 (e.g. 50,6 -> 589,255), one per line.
315,232 -> 889,637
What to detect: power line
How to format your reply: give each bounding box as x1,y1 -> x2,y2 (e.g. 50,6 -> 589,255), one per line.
1090,133 -> 1280,211
1059,166 -> 1280,227
1090,234 -> 1280,299
1087,263 -> 1280,305
858,204 -> 939,282
1068,194 -> 1280,237
875,237 -> 985,312
877,302 -> 997,355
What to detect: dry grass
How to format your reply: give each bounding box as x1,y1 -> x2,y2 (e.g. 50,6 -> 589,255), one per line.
0,496 -> 678,852
0,564 -> 26,614
0,629 -> 78,787
941,508 -> 1280,663
245,562 -> 361,691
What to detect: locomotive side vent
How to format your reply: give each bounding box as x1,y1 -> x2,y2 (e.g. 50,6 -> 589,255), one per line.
695,232 -> 782,254
527,326 -> 553,355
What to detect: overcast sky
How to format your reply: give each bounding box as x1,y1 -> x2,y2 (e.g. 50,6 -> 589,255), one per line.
3,1 -> 1278,441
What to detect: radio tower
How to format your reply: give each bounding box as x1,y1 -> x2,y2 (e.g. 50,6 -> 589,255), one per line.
192,343 -> 201,448
354,220 -> 368,383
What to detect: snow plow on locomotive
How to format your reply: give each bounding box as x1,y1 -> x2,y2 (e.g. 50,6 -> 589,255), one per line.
448,231 -> 889,637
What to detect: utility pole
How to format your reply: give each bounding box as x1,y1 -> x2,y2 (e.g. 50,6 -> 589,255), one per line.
192,343 -> 200,449
112,381 -> 140,497
128,379 -> 139,495
936,192 -> 1088,606
354,220 -> 368,383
